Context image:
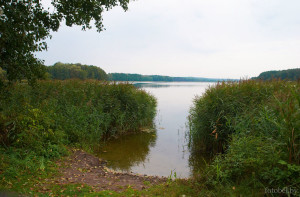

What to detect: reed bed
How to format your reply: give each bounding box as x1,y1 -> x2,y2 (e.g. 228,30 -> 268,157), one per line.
0,80 -> 156,185
189,80 -> 300,195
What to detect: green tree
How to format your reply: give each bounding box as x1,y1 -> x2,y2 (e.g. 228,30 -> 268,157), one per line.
254,68 -> 300,81
0,0 -> 129,84
47,62 -> 107,80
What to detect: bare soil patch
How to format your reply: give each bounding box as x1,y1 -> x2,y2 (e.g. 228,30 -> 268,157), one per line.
55,149 -> 167,192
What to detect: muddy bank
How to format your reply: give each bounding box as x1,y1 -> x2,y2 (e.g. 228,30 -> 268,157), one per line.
55,149 -> 167,192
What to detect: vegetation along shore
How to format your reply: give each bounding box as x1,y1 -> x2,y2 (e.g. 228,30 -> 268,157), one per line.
1,0 -> 299,196
1,71 -> 299,196
189,79 -> 299,196
0,79 -> 161,196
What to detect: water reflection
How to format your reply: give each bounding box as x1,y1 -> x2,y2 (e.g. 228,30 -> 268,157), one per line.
97,131 -> 157,171
188,149 -> 212,176
134,83 -> 171,88
134,82 -> 212,88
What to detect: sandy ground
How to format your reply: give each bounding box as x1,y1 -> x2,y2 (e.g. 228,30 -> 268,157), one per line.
55,149 -> 167,192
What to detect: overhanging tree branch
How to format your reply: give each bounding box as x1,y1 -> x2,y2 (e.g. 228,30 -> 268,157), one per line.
0,0 -> 130,84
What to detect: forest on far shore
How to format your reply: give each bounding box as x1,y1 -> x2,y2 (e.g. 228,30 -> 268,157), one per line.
45,63 -> 300,82
1,63 -> 299,82
252,68 -> 300,81
46,62 -> 227,82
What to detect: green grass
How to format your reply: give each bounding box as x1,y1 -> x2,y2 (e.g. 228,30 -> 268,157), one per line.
189,80 -> 300,195
0,148 -> 61,195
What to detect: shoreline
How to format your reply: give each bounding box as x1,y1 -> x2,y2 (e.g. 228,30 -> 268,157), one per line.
50,149 -> 167,193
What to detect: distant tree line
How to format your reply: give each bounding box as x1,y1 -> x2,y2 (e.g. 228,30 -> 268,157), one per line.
108,73 -> 224,82
47,62 -> 108,80
2,62 -> 239,82
0,0 -> 130,86
253,68 -> 300,81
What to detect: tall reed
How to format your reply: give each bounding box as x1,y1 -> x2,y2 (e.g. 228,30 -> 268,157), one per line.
0,80 -> 157,191
189,80 -> 299,193
0,80 -> 157,154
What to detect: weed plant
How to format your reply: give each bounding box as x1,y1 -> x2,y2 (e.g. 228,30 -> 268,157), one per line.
0,80 -> 156,194
189,80 -> 300,194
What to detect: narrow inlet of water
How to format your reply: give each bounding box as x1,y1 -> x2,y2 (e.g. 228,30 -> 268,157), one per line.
97,82 -> 214,178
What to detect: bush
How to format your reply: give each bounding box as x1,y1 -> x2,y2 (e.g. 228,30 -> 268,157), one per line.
13,106 -> 67,158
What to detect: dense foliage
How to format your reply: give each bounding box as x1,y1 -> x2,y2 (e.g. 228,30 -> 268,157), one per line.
0,80 -> 156,148
254,68 -> 300,81
47,62 -> 108,80
109,73 -> 224,82
0,68 -> 5,80
0,80 -> 156,191
189,80 -> 300,194
0,0 -> 130,84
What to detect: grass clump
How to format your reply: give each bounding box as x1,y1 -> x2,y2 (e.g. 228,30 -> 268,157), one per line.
189,80 -> 300,195
0,79 -> 156,195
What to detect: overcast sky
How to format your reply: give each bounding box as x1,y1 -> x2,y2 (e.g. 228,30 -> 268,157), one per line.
37,0 -> 300,78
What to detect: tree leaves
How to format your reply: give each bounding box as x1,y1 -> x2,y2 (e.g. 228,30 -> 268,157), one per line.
0,0 -> 130,84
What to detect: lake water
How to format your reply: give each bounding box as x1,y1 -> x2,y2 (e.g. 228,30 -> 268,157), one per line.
97,82 -> 214,178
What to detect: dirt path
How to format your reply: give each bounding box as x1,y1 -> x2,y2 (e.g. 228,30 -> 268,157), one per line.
55,149 -> 167,192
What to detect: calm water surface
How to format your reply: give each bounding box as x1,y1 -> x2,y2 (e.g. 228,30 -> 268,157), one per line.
97,82 -> 214,178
